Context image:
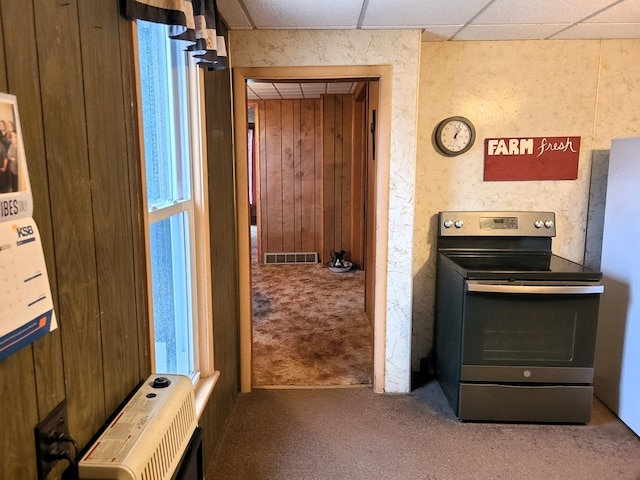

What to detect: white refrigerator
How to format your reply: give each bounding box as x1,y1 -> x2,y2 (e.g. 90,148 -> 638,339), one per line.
594,137 -> 640,436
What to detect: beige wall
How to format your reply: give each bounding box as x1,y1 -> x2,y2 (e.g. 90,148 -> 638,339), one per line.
230,29 -> 421,392
413,39 -> 640,369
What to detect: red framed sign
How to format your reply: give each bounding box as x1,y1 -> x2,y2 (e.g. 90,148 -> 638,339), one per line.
484,136 -> 581,181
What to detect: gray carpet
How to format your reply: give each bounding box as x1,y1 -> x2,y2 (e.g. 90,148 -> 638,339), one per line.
209,382 -> 640,480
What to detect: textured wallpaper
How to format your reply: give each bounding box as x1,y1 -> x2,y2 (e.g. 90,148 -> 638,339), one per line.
413,39 -> 640,369
229,31 -> 640,388
230,29 -> 422,392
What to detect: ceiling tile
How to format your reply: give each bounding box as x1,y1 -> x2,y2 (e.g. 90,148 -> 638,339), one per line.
552,22 -> 640,39
472,0 -> 621,24
242,0 -> 363,28
362,0 -> 489,27
421,26 -> 464,41
326,82 -> 356,94
454,24 -> 572,41
584,0 -> 640,22
216,0 -> 253,29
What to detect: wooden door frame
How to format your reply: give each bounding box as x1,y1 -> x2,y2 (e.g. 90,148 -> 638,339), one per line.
233,65 -> 392,393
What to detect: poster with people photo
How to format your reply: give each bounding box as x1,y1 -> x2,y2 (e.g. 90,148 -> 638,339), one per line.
0,92 -> 32,222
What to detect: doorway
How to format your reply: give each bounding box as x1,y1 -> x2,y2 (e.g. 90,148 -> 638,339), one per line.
233,66 -> 392,393
247,80 -> 373,387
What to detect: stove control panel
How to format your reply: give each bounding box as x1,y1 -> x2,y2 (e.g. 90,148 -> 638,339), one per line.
439,211 -> 556,237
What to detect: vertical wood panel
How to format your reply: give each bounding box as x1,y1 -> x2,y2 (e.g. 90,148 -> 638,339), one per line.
0,16 -> 39,479
334,96 -> 344,252
78,0 -> 142,415
280,100 -> 295,252
258,99 -> 324,259
118,6 -> 151,382
204,67 -> 239,473
264,101 -> 284,253
322,94 -> 355,265
322,95 -> 336,263
300,99 -> 317,252
315,98 -> 323,256
1,0 -> 67,421
342,97 -> 353,254
0,350 -> 39,479
351,97 -> 366,269
34,0 -> 105,445
292,99 -> 301,250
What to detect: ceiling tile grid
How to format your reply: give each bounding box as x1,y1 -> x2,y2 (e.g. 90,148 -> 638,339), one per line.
217,0 -> 640,41
224,0 -> 639,100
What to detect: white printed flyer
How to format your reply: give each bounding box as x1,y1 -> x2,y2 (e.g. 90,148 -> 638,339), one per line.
0,92 -> 57,362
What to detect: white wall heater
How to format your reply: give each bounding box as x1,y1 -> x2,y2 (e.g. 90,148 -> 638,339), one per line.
79,374 -> 198,480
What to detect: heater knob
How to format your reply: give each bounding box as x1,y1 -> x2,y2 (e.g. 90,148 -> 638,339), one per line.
534,220 -> 543,228
443,220 -> 454,228
152,376 -> 171,388
454,220 -> 464,228
544,220 -> 554,229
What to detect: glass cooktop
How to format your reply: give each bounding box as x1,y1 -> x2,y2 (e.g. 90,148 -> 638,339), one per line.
441,252 -> 602,281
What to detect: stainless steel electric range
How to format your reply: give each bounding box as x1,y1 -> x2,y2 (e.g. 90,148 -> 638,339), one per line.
434,211 -> 603,423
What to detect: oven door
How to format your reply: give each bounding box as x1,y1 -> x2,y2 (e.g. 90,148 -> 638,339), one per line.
461,280 -> 603,384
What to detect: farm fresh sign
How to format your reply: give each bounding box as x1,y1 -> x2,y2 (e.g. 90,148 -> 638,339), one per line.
484,136 -> 580,181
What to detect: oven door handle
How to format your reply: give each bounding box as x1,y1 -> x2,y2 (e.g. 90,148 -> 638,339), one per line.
466,281 -> 604,295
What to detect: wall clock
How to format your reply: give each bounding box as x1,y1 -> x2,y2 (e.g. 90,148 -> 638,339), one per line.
434,116 -> 476,156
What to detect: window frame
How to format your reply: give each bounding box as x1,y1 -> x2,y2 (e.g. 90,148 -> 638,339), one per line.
133,20 -> 215,383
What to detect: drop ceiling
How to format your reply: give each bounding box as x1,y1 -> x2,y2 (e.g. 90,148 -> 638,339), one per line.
219,0 -> 640,101
217,0 -> 640,41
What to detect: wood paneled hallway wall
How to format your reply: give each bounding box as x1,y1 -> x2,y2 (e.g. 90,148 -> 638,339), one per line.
254,93 -> 367,267
0,1 -> 240,478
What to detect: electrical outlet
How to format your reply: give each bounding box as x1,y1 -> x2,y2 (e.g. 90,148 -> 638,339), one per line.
34,400 -> 70,480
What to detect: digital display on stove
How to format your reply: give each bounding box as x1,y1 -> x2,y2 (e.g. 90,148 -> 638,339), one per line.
480,217 -> 518,229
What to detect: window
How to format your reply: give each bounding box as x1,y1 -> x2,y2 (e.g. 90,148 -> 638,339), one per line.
136,20 -> 213,382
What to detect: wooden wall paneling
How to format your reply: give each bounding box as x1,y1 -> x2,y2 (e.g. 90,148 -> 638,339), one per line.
256,100 -> 265,261
280,99 -> 295,252
0,19 -> 38,480
118,7 -> 151,381
78,0 -> 142,415
350,97 -> 366,269
314,98 -> 323,257
340,96 -> 353,259
299,99 -> 318,253
258,99 -> 323,259
292,99 -> 301,250
334,96 -> 344,254
34,0 -> 105,446
0,349 -> 39,479
322,95 -> 355,264
322,95 -> 336,264
204,67 -> 240,472
263,101 -> 284,253
1,0 -> 66,420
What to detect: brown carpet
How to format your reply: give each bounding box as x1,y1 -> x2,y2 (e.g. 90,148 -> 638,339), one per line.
210,383 -> 640,480
251,227 -> 372,387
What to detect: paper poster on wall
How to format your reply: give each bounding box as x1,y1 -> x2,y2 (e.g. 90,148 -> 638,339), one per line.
484,136 -> 581,181
0,92 -> 57,362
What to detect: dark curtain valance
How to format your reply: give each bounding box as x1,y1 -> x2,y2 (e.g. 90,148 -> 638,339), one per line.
124,0 -> 228,70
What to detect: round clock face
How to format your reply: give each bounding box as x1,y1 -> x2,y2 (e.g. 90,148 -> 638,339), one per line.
434,116 -> 476,156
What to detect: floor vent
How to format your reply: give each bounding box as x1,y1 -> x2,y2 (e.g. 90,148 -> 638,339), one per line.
264,252 -> 318,264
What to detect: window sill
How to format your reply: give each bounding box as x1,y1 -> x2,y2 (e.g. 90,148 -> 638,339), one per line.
194,371 -> 220,420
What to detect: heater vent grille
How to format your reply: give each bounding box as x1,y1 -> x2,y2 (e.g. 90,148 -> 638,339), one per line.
79,374 -> 197,480
264,252 -> 318,264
